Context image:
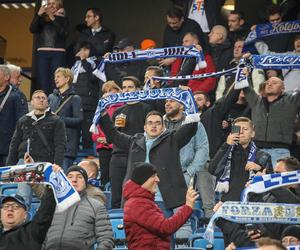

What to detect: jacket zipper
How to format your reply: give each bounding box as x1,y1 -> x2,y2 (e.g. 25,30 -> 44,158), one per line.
58,214 -> 69,250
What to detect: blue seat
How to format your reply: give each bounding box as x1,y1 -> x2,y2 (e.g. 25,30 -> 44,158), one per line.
109,209 -> 126,247
0,184 -> 18,196
190,229 -> 224,250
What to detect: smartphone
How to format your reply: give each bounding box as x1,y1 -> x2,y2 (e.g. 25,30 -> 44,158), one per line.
231,125 -> 241,134
189,175 -> 197,190
245,224 -> 259,234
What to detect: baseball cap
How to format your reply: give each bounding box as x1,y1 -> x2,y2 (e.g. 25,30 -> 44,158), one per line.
1,194 -> 27,211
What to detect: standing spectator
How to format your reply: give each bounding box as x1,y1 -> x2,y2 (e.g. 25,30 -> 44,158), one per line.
216,38 -> 265,100
30,0 -> 68,95
91,81 -> 123,186
142,66 -> 166,114
7,89 -> 66,166
98,110 -> 198,212
73,41 -> 101,149
164,99 -> 210,217
243,76 -> 300,166
7,64 -> 29,115
48,67 -> 83,171
105,38 -> 149,84
208,25 -> 233,72
123,163 -> 198,250
227,10 -> 250,43
209,117 -> 272,202
0,65 -> 25,166
160,7 -> 206,67
255,34 -> 300,92
0,166 -> 58,250
109,76 -> 152,208
76,7 -> 115,57
170,32 -> 216,94
281,225 -> 300,247
42,165 -> 114,250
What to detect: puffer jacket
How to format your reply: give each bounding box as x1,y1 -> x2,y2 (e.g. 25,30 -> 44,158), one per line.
123,180 -> 192,250
42,192 -> 113,250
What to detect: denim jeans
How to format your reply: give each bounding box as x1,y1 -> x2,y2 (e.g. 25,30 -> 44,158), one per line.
260,148 -> 290,168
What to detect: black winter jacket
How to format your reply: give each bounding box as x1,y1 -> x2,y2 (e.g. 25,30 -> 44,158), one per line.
0,85 -> 26,155
0,188 -> 56,250
6,109 -> 66,166
30,14 -> 68,49
99,113 -> 198,209
209,142 -> 272,202
48,88 -> 83,157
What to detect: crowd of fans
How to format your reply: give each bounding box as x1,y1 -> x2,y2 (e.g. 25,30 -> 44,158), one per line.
1,0 -> 300,249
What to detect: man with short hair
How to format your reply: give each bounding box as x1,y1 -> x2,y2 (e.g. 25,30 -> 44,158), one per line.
76,7 -> 115,57
79,160 -> 106,204
0,165 -> 58,250
109,76 -> 152,208
99,110 -> 199,211
123,162 -> 198,250
243,76 -> 300,165
281,225 -> 300,247
7,90 -> 66,166
43,165 -> 114,250
6,64 -> 28,115
208,25 -> 233,72
0,65 -> 25,166
227,10 -> 249,43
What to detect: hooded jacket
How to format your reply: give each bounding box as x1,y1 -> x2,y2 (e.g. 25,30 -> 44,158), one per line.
123,180 -> 192,250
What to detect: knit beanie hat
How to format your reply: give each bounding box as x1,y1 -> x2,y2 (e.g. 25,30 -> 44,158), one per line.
66,165 -> 88,186
131,162 -> 157,185
281,225 -> 300,241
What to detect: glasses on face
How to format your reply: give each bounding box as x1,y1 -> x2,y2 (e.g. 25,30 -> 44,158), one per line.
146,121 -> 162,126
1,203 -> 23,211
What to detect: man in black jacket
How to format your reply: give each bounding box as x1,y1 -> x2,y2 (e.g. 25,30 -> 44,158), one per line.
49,67 -> 83,170
99,110 -> 198,211
0,165 -> 57,250
0,65 -> 26,166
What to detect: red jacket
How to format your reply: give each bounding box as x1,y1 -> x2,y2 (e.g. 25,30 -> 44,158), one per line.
91,103 -> 124,150
171,54 -> 216,93
123,180 -> 192,250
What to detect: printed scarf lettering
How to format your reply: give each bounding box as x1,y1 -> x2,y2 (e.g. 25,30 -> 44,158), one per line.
0,163 -> 80,212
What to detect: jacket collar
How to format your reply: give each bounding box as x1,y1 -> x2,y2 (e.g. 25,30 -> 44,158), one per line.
26,107 -> 52,122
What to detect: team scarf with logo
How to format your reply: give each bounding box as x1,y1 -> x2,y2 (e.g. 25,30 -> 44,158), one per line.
203,201 -> 300,244
237,246 -> 300,250
215,141 -> 257,193
241,170 -> 300,202
92,45 -> 207,82
89,87 -> 198,133
245,20 -> 300,46
0,163 -> 80,212
71,56 -> 98,83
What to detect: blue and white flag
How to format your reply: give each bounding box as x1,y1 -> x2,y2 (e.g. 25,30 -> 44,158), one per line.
203,201 -> 300,244
93,46 -> 207,82
90,88 -> 198,133
0,163 -> 80,212
241,170 -> 300,202
245,20 -> 300,46
250,54 -> 300,69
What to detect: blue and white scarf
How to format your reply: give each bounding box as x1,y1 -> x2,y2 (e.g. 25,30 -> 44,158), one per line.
203,201 -> 300,244
93,46 -> 207,82
215,141 -> 257,193
245,20 -> 300,46
0,163 -> 80,212
90,88 -> 198,133
237,246 -> 300,250
241,170 -> 300,202
71,56 -> 98,83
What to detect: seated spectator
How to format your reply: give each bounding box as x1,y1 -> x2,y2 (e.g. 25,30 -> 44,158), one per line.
0,165 -> 58,250
281,225 -> 300,247
78,160 -> 106,204
208,25 -> 233,72
48,67 -> 83,171
42,165 -> 113,250
255,34 -> 300,92
227,10 -> 250,43
105,38 -> 149,84
123,162 -> 198,250
91,81 -> 123,186
170,32 -> 216,94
